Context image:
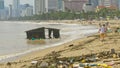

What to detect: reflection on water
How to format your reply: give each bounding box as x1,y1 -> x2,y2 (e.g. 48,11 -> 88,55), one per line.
26,38 -> 61,45
0,21 -> 97,56
27,40 -> 46,45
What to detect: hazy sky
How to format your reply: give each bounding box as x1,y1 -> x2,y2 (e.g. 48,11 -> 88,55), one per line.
4,0 -> 34,7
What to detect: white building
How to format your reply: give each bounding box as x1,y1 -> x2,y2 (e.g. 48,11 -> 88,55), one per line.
58,0 -> 65,11
83,3 -> 95,12
88,0 -> 99,8
0,9 -> 5,19
34,0 -> 47,14
47,0 -> 65,12
34,0 -> 64,15
48,0 -> 58,12
0,0 -> 8,20
119,0 -> 120,10
98,0 -> 118,9
13,0 -> 20,17
8,5 -> 12,18
0,0 -> 4,9
0,8 -> 8,20
21,6 -> 33,17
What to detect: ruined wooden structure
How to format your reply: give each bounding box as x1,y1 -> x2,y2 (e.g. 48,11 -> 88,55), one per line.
26,27 -> 60,40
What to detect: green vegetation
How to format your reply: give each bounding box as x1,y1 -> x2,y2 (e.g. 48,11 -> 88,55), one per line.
9,8 -> 120,21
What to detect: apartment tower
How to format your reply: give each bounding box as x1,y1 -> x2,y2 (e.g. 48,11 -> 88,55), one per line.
13,0 -> 20,17
0,0 -> 4,9
98,0 -> 118,9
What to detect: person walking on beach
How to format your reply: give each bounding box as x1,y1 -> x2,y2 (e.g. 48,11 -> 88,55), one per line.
98,24 -> 107,41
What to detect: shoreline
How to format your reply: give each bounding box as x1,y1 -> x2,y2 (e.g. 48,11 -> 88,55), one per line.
0,29 -> 97,63
0,20 -> 120,68
0,21 -> 97,63
15,32 -> 97,62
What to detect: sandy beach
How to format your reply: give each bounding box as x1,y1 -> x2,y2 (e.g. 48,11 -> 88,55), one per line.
0,20 -> 120,68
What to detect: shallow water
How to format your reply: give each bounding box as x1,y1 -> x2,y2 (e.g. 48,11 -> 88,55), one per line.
0,21 -> 98,62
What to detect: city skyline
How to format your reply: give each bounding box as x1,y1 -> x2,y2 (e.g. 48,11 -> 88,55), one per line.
4,0 -> 33,7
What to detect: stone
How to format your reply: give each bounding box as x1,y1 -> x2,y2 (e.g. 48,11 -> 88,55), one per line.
39,61 -> 49,68
69,44 -> 74,47
111,49 -> 115,54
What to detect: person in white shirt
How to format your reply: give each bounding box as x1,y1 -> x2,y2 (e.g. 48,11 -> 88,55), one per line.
98,24 -> 107,41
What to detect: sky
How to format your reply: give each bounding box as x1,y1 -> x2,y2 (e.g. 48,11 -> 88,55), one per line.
4,0 -> 34,7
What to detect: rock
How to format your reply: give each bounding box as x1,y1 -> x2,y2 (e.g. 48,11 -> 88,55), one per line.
39,61 -> 49,68
6,62 -> 11,66
69,44 -> 74,47
111,49 -> 115,54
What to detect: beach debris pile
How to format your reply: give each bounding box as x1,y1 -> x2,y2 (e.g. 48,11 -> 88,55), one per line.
26,49 -> 120,68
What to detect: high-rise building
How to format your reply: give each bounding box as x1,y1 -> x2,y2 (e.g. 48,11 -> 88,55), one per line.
0,7 -> 8,20
47,0 -> 64,12
58,0 -> 65,11
88,0 -> 98,7
34,0 -> 64,15
63,0 -> 88,12
98,0 -> 118,9
111,0 -> 119,9
83,3 -> 95,12
99,0 -> 110,7
8,5 -> 12,18
13,0 -> 20,17
20,4 -> 33,17
48,0 -> 58,11
34,0 -> 47,14
0,0 -> 4,9
119,0 -> 120,10
0,0 -> 6,20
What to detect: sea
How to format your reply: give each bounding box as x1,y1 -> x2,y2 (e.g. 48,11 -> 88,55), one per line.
0,21 -> 98,62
